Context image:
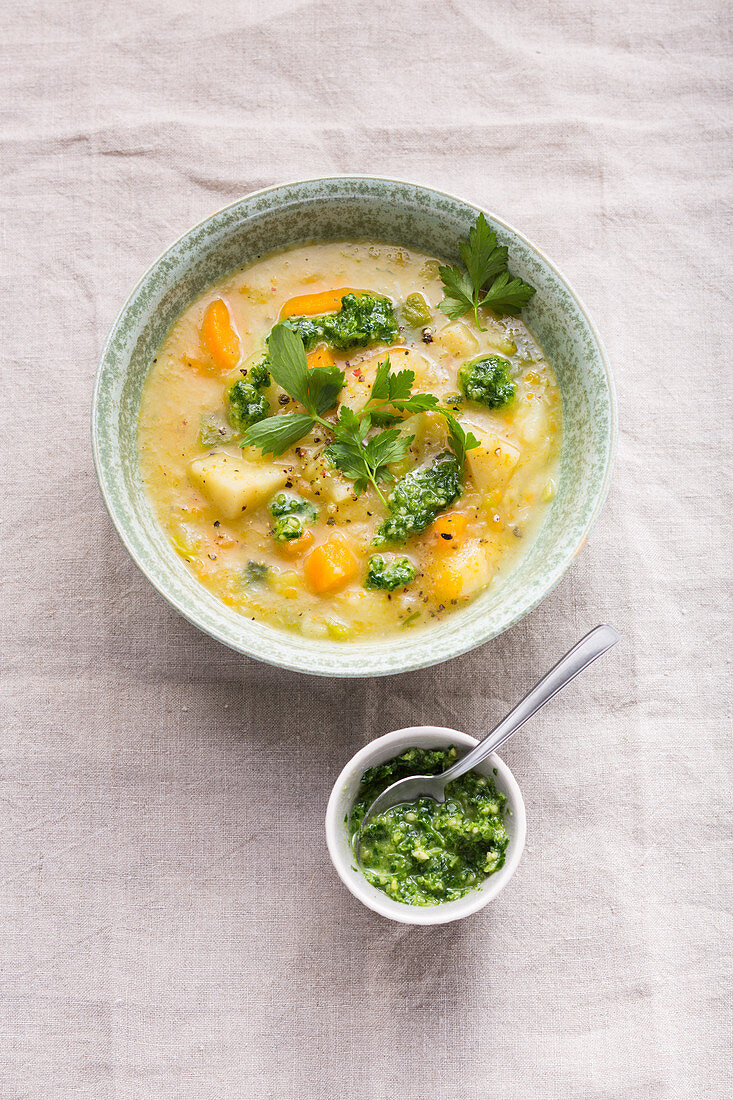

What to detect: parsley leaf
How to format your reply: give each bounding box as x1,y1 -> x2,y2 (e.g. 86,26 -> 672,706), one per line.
335,404 -> 369,440
459,213 -> 508,294
241,325 -> 344,454
367,356 -> 418,425
325,436 -> 373,493
369,356 -> 415,403
325,409 -> 413,504
307,365 -> 345,414
268,323 -> 345,414
440,410 -> 480,466
392,391 -> 442,415
267,323 -> 310,406
242,412 -> 316,457
363,427 -> 412,473
365,357 -> 441,417
477,270 -> 536,315
436,264 -> 474,321
438,213 -> 535,329
368,358 -> 393,401
387,372 -> 415,403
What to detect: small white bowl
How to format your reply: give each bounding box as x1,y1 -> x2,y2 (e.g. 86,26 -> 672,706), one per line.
325,726 -> 526,925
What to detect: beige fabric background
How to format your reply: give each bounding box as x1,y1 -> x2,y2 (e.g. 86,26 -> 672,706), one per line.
2,1 -> 731,1097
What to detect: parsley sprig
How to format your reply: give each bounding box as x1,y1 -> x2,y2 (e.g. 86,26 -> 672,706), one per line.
242,326 -> 478,507
241,324 -> 342,447
325,407 -> 410,503
438,213 -> 535,330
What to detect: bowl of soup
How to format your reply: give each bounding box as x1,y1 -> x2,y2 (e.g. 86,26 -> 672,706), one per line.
92,177 -> 616,676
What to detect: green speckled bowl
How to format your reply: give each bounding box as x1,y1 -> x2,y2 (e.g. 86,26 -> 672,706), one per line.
92,177 -> 616,677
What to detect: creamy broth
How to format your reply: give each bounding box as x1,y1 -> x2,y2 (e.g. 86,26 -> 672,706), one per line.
138,241 -> 561,640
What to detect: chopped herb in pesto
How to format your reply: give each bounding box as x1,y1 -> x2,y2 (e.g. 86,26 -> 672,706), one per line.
374,452 -> 461,545
459,355 -> 515,409
228,357 -> 272,432
350,746 -> 509,906
269,492 -> 318,522
272,514 -> 306,541
269,492 -> 318,541
364,554 -> 416,591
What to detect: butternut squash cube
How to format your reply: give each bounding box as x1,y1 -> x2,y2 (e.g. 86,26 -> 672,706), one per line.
279,288 -> 356,319
429,542 -> 492,604
428,511 -> 468,551
304,535 -> 358,594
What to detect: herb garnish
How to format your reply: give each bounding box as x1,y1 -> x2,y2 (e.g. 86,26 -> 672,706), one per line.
242,325 -> 478,507
324,406 -> 410,503
438,213 -> 535,330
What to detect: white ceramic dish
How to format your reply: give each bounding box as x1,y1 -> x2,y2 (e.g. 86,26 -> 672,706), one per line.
325,726 -> 526,925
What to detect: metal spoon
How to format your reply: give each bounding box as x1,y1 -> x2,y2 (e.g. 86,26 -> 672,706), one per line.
355,624 -> 620,846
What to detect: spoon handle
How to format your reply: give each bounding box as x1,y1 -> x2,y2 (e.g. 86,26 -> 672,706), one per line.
439,624 -> 620,784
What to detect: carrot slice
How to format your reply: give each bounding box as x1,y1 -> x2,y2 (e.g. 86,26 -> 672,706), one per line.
279,288 -> 357,320
304,535 -> 358,594
429,512 -> 468,551
200,299 -> 240,372
306,346 -> 336,371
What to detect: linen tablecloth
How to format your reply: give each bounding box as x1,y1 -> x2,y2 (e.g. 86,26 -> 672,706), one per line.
2,1 -> 730,1096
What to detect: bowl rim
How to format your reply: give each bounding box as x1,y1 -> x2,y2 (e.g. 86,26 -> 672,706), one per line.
92,174 -> 617,676
324,725 -> 527,925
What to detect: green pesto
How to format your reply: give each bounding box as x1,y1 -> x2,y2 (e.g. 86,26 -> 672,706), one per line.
350,746 -> 509,906
272,514 -> 306,541
458,355 -> 516,409
283,292 -> 399,351
269,492 -> 318,542
269,492 -> 319,521
364,554 -> 416,591
228,357 -> 272,432
247,359 -> 272,388
374,452 -> 461,545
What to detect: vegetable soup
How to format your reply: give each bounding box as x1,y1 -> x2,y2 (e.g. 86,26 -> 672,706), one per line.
138,221 -> 562,641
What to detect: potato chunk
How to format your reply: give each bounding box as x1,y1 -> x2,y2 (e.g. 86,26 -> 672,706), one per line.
188,453 -> 287,518
464,425 -> 521,494
435,322 -> 479,358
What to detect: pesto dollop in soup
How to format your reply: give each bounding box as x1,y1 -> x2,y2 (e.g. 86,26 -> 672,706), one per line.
350,747 -> 509,906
